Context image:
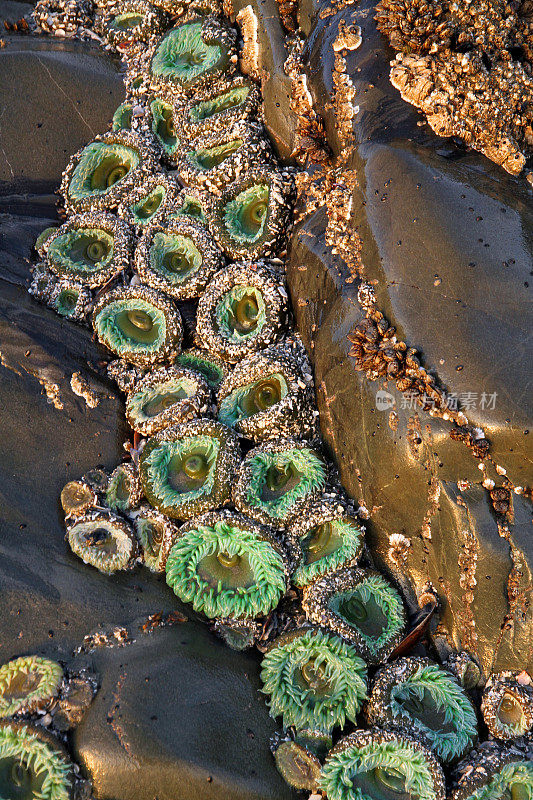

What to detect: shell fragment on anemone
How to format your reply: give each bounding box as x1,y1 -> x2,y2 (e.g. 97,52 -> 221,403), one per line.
67,510 -> 138,574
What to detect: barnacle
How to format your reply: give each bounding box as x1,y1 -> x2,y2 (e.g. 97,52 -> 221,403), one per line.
302,567 -> 407,664
39,213 -> 131,288
216,344 -> 315,441
176,73 -> 261,139
67,510 -> 138,574
287,494 -> 364,586
212,617 -> 262,650
451,741 -> 533,800
92,285 -> 183,366
133,504 -> 178,572
102,0 -> 164,50
206,169 -> 295,260
139,418 -> 241,520
112,101 -> 133,131
233,438 -> 326,527
0,721 -> 74,800
125,365 -> 210,435
175,348 -> 228,390
273,739 -> 322,791
260,627 -> 367,736
177,120 -> 273,191
149,17 -> 237,96
165,509 -> 289,618
481,671 -> 533,741
366,656 -> 478,763
117,172 -> 178,231
60,130 -> 159,215
48,279 -> 93,322
0,657 -> 63,717
135,217 -> 222,300
60,480 -> 97,518
195,262 -> 288,362
106,462 -> 143,512
321,728 -> 445,800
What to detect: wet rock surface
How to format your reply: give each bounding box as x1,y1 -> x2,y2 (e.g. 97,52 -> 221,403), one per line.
0,32 -> 291,800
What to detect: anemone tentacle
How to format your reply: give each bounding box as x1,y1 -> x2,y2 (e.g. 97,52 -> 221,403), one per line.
0,721 -> 74,800
0,657 -> 63,717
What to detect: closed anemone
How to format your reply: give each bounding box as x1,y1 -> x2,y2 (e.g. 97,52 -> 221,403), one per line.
260,627 -> 367,737
106,462 -> 143,512
118,173 -> 177,232
60,480 -> 97,518
0,657 -> 63,717
92,285 -> 183,366
125,366 -> 210,435
173,189 -> 208,224
451,742 -> 533,800
175,349 -> 227,390
165,510 -> 288,618
302,567 -> 407,664
49,280 -> 93,322
139,418 -> 241,520
366,657 -> 478,763
147,98 -> 179,162
103,0 -> 163,48
67,510 -> 137,574
481,672 -> 533,741
273,740 -> 322,791
191,85 -> 250,122
233,439 -> 326,527
213,618 -> 262,650
0,721 -> 74,800
321,729 -> 445,800
182,74 -> 261,139
112,101 -> 133,131
288,496 -> 365,586
134,505 -> 178,572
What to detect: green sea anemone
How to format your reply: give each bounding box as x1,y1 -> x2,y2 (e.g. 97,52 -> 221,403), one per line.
302,567 -> 407,664
39,212 -> 131,287
92,284 -> 183,366
0,721 -> 74,800
174,348 -> 228,390
481,671 -> 533,741
102,0 -> 164,49
273,739 -> 322,792
60,480 -> 97,518
133,504 -> 179,572
178,74 -> 261,139
451,741 -> 533,800
212,618 -> 262,650
195,262 -> 288,363
233,438 -> 326,527
67,510 -> 138,574
0,657 -> 63,717
172,186 -> 209,225
125,365 -> 211,435
139,418 -> 241,520
321,728 -> 445,800
106,462 -> 143,512
135,216 -> 222,300
166,509 -> 288,618
366,656 -> 478,762
118,172 -> 178,231
261,627 -> 367,736
112,101 -> 133,131
48,278 -> 93,322
287,494 -> 365,586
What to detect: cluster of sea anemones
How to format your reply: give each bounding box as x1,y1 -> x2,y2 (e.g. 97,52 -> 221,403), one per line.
29,0 -> 533,796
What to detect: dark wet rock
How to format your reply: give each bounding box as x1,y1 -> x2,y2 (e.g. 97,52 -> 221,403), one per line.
286,0 -> 533,674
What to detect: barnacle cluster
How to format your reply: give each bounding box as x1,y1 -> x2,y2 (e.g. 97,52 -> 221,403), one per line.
27,0 -> 531,794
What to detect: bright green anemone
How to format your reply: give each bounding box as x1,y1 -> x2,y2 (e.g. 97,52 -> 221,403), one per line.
94,299 -> 166,357
470,762 -> 533,800
131,186 -> 166,225
261,629 -> 367,736
112,102 -> 133,131
186,138 -> 243,172
47,229 -> 114,277
321,734 -> 441,800
141,435 -> 219,510
175,351 -> 225,389
218,374 -> 288,427
223,184 -> 269,242
190,85 -> 250,122
294,519 -> 364,586
127,376 -> 199,425
150,99 -> 178,155
0,657 -> 63,717
0,723 -> 72,800
245,447 -> 326,522
165,517 -> 286,618
52,287 -> 84,318
215,286 -> 267,342
151,23 -> 223,86
69,142 -> 139,199
149,232 -> 203,284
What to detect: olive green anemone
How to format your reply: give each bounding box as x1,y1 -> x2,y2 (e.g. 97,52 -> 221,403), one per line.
0,721 -> 74,800
139,418 -> 241,520
0,657 -> 63,717
481,672 -> 533,741
178,120 -> 273,191
102,0 -> 164,49
451,741 -> 533,800
233,438 -> 326,527
60,130 -> 159,215
149,17 -> 236,95
195,262 -> 288,363
302,567 -> 407,664
273,739 -> 322,792
48,278 -> 93,322
39,212 -> 131,288
261,627 -> 367,737
206,169 -> 295,260
366,656 -> 478,763
60,479 -> 98,518
67,510 -> 138,574
212,617 -> 262,650
174,348 -> 228,390
135,217 -> 223,300
125,365 -> 210,435
118,172 -> 178,231
178,74 -> 261,139
141,96 -> 181,165
217,344 -> 316,441
165,509 -> 289,618
133,504 -> 179,572
112,101 -> 133,131
287,495 -> 365,586
92,285 -> 183,366
106,462 -> 143,512
321,728 -> 446,800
